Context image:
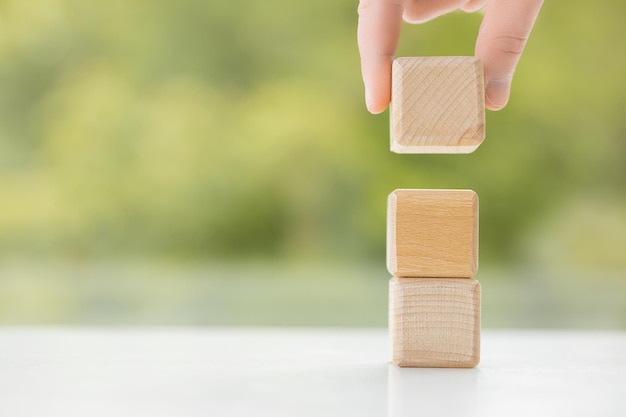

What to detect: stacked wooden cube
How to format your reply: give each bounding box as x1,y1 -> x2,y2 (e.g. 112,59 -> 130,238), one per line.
388,57 -> 485,368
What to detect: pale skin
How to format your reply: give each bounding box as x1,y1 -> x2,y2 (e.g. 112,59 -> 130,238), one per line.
357,0 -> 544,113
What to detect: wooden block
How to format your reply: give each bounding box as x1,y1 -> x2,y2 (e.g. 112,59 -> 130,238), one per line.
391,56 -> 485,154
389,277 -> 480,368
387,189 -> 478,278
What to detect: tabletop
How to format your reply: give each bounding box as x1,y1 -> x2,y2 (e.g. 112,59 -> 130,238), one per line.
0,327 -> 625,417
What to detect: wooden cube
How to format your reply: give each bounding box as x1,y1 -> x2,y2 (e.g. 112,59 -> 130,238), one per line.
389,277 -> 481,368
387,189 -> 478,278
391,56 -> 485,154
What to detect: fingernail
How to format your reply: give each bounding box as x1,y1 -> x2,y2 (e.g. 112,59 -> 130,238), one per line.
365,87 -> 374,112
485,80 -> 510,111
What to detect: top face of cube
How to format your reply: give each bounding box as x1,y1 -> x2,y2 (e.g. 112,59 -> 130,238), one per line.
390,57 -> 485,154
387,189 -> 478,278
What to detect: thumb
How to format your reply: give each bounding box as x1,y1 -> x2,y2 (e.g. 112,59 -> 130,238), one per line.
475,0 -> 543,110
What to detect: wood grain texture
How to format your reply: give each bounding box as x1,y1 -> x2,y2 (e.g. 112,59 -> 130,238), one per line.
387,189 -> 478,278
389,277 -> 481,368
390,56 -> 485,154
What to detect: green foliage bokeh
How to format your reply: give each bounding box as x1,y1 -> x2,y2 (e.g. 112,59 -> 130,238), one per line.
1,0 -> 626,269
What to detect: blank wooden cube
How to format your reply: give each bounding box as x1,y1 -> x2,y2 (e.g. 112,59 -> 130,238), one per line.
391,56 -> 485,154
387,189 -> 478,278
389,277 -> 480,368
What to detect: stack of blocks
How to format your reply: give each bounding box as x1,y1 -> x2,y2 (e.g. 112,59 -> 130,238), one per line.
387,57 -> 485,368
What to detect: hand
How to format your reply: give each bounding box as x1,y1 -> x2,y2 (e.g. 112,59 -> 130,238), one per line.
357,0 -> 544,113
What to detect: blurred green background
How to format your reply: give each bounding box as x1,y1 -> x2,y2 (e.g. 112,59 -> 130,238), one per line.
1,0 -> 625,328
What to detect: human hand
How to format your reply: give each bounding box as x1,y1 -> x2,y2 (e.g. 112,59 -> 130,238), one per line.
357,0 -> 543,113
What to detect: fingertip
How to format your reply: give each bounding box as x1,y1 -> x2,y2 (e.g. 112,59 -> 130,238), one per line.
369,108 -> 386,114
360,55 -> 393,114
365,87 -> 376,113
367,100 -> 389,114
461,0 -> 487,14
367,100 -> 390,114
364,86 -> 390,114
485,79 -> 510,111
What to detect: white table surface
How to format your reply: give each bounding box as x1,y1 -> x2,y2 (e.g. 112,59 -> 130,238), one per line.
0,328 -> 625,417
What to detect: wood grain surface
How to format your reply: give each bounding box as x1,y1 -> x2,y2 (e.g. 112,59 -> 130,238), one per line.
390,56 -> 485,154
389,277 -> 481,368
387,189 -> 478,278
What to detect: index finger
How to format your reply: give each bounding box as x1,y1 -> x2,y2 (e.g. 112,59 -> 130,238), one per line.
357,0 -> 407,114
